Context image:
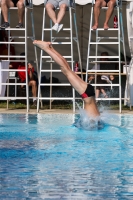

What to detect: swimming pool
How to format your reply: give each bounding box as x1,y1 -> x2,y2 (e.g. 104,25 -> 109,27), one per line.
0,113 -> 133,199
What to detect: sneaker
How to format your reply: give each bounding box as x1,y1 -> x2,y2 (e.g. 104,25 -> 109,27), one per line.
33,100 -> 37,107
52,23 -> 59,32
0,22 -> 10,29
101,75 -> 112,84
16,23 -> 23,28
57,24 -> 63,33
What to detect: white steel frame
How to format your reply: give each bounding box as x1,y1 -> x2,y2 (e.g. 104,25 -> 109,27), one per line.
86,0 -> 129,113
37,0 -> 82,112
0,0 -> 38,112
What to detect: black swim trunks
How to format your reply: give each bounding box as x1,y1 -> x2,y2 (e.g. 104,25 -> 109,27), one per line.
104,0 -> 110,4
95,0 -> 110,4
12,0 -> 19,7
81,84 -> 95,99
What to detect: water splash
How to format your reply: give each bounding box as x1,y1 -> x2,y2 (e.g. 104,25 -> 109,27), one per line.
74,102 -> 104,130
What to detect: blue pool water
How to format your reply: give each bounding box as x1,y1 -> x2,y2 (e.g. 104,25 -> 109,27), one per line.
0,113 -> 133,199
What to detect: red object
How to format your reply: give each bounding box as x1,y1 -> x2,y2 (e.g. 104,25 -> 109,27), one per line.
18,65 -> 34,82
74,61 -> 79,72
81,93 -> 88,99
114,15 -> 118,28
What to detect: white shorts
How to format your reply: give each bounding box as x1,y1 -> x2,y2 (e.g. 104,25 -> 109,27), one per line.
46,0 -> 69,9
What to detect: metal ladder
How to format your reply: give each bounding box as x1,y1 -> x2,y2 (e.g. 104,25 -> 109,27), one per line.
86,0 -> 129,113
0,0 -> 38,112
37,0 -> 82,112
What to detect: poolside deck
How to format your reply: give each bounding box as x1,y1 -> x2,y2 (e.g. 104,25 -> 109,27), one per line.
0,108 -> 133,115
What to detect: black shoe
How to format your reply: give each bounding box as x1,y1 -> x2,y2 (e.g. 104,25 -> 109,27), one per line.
16,23 -> 23,28
0,22 -> 10,29
33,100 -> 37,107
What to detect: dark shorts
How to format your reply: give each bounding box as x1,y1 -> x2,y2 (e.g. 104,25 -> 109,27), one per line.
81,84 -> 95,99
95,0 -> 110,5
12,0 -> 19,7
104,0 -> 110,4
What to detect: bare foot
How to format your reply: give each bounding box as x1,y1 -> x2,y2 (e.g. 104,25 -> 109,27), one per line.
33,40 -> 52,50
92,24 -> 98,30
103,23 -> 109,30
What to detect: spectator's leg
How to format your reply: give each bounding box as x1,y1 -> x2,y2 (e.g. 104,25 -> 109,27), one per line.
29,80 -> 37,98
46,3 -> 57,24
0,0 -> 14,23
57,3 -> 67,24
101,88 -> 108,97
96,88 -> 100,98
103,0 -> 116,29
16,0 -> 24,25
92,0 -> 106,30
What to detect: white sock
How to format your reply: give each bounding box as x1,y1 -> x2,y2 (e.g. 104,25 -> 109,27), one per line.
33,98 -> 37,102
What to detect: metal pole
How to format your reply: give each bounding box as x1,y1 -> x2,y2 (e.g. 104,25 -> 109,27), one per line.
25,7 -> 29,112
86,4 -> 94,82
37,7 -> 46,112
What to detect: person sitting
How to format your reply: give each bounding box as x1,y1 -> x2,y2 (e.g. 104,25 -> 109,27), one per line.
0,0 -> 25,29
45,0 -> 69,33
88,51 -> 115,99
10,52 -> 38,106
17,61 -> 37,106
92,0 -> 116,30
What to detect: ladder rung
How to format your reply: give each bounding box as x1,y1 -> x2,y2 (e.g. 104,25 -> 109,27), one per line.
97,37 -> 118,39
63,28 -> 71,31
101,6 -> 119,10
0,97 -> 29,100
51,42 -> 72,44
38,97 -> 73,100
43,28 -> 52,31
0,55 -> 26,58
96,98 -> 120,101
91,28 -> 119,31
10,36 -> 33,39
87,70 -> 119,72
52,37 -> 71,39
9,7 -> 33,10
41,70 -> 61,72
90,42 -> 119,44
0,69 -> 26,71
1,28 -> 25,31
40,84 -> 70,86
90,61 -> 123,63
0,83 -> 26,85
87,73 -> 126,75
1,60 -> 29,62
0,42 -> 25,44
43,28 -> 71,31
88,56 -> 119,58
92,84 -> 120,86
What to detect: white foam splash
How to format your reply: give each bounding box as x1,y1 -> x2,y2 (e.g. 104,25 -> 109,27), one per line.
74,103 -> 103,130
